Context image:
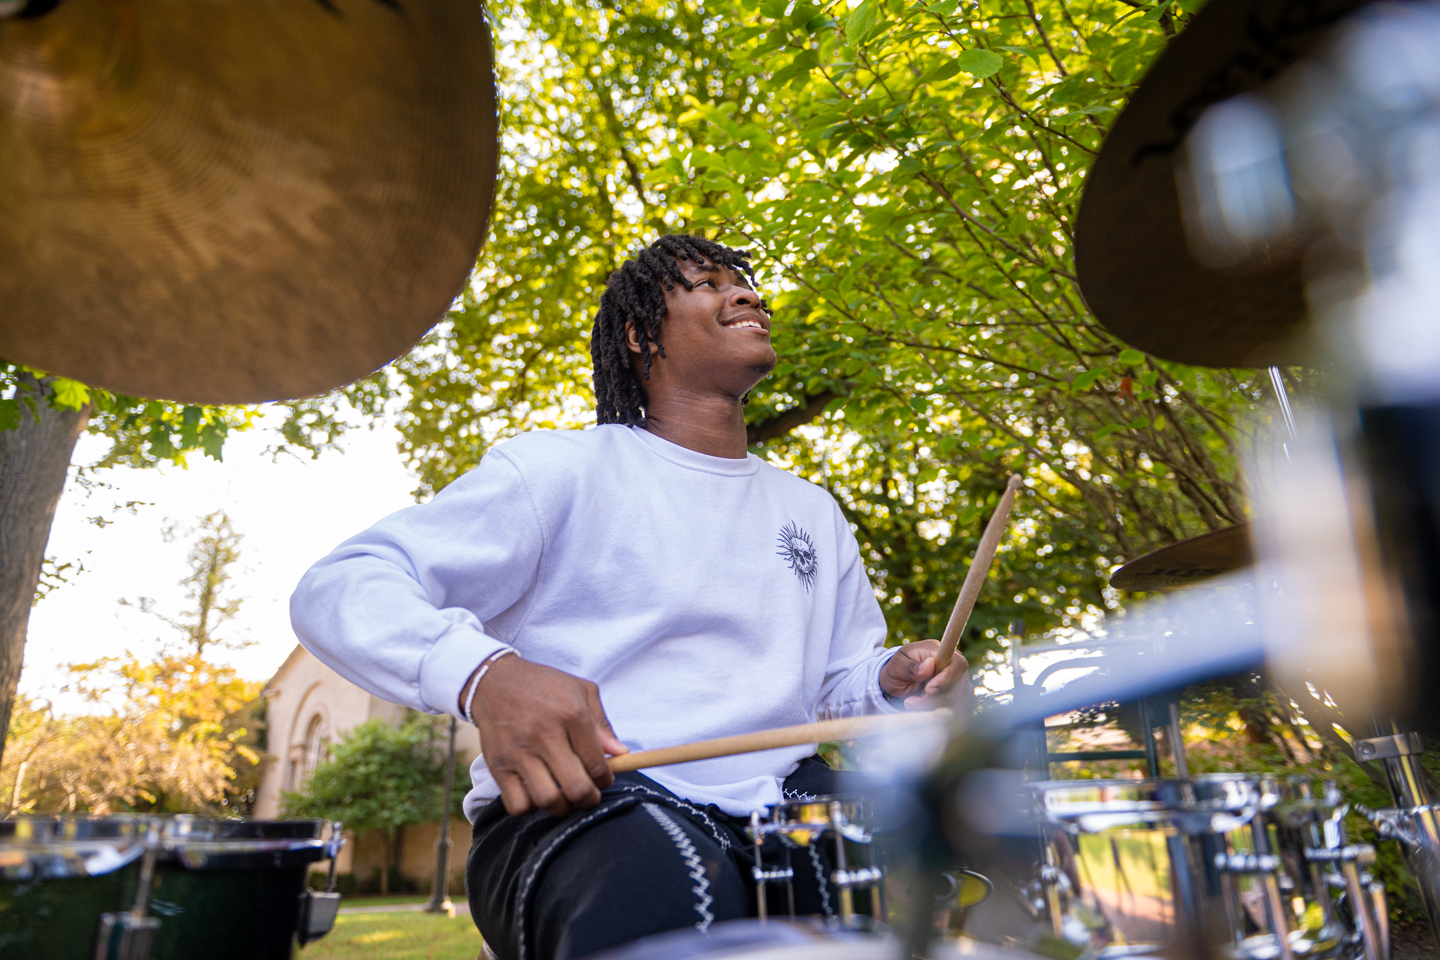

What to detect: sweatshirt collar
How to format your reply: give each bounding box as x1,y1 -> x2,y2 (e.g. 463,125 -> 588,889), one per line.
626,425 -> 762,477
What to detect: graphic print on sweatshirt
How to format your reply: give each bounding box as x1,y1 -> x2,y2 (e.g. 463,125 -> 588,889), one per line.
776,521 -> 818,591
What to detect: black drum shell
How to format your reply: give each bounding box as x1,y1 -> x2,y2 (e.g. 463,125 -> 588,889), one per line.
0,816 -> 336,960
150,817 -> 336,960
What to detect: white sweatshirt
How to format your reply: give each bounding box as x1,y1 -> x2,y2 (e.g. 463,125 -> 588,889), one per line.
290,424 -> 898,820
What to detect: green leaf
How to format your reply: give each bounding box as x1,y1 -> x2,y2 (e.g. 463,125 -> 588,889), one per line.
1140,0 -> 1172,20
845,0 -> 877,41
1092,423 -> 1124,441
1072,369 -> 1103,391
759,0 -> 789,18
924,61 -> 962,83
1117,348 -> 1146,365
0,398 -> 19,432
49,377 -> 90,411
954,49 -> 1003,78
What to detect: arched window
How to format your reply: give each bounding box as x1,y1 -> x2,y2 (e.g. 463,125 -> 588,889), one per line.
299,713 -> 329,789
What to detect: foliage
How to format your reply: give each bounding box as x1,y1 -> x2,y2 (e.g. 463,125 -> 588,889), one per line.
660,0 -> 1291,650
122,510 -> 249,656
280,716 -> 465,895
0,654 -> 264,815
0,362 -> 253,469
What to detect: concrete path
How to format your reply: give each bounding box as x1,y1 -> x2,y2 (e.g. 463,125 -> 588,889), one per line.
338,900 -> 471,917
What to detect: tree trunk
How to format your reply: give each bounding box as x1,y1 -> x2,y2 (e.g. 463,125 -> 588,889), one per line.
0,376 -> 89,769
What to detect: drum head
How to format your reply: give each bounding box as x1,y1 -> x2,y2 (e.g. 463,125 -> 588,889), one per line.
584,919 -> 1033,960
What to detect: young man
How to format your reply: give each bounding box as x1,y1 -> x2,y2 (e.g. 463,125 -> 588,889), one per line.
291,235 -> 970,960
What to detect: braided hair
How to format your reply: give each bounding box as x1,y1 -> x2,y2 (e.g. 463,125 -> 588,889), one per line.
591,234 -> 765,425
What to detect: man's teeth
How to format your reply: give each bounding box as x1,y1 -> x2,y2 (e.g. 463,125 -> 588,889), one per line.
731,320 -> 764,329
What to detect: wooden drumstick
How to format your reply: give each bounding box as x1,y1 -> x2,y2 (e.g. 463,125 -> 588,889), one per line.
608,709 -> 952,773
933,474 -> 1023,673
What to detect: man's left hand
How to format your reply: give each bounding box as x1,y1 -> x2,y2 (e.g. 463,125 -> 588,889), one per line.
880,640 -> 973,711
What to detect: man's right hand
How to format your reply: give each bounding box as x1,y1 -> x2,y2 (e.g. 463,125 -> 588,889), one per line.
466,655 -> 628,818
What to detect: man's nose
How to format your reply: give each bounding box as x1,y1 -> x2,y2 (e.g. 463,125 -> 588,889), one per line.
728,286 -> 757,306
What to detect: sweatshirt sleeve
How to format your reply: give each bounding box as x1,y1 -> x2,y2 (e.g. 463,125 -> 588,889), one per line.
815,508 -> 904,719
289,449 -> 544,720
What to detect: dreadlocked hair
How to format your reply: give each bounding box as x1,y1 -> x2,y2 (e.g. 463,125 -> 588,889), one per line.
591,234 -> 766,425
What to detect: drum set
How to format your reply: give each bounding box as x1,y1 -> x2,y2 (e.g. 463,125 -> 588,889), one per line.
8,0 -> 1440,957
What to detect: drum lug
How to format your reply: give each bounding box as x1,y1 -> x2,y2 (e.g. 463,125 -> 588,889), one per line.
1214,851 -> 1283,874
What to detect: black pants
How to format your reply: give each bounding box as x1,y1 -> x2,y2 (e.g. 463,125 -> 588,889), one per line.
465,757 -> 857,960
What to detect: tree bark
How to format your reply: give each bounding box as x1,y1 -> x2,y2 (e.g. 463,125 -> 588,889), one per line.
0,376 -> 90,769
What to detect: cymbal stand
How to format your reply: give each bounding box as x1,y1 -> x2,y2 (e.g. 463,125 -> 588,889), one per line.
1358,733 -> 1439,950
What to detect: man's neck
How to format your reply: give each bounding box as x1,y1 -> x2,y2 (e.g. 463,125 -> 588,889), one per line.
642,390 -> 749,459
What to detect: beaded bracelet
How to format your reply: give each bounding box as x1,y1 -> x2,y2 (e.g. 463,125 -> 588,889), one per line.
461,647 -> 521,725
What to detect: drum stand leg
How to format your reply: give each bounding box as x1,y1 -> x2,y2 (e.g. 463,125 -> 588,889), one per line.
832,802 -> 855,922
749,811 -> 795,922
1358,733 -> 1436,955
95,819 -> 161,960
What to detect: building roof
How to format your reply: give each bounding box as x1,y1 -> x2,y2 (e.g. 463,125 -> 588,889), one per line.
261,644 -> 309,698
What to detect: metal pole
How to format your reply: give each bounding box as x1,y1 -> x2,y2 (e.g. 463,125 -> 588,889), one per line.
1168,701 -> 1189,780
425,716 -> 458,915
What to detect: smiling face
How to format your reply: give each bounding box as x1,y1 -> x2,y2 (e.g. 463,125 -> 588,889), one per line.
626,255 -> 777,401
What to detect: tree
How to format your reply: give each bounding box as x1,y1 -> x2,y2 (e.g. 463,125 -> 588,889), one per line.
124,509 -> 248,657
0,507 -> 265,813
0,364 -> 250,769
0,655 -> 264,815
280,716 -> 461,896
293,0 -> 1269,665
662,0 -> 1271,631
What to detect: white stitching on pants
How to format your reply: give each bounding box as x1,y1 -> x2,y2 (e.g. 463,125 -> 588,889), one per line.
644,803 -> 715,934
517,801 -> 629,960
613,783 -> 731,853
807,843 -> 833,918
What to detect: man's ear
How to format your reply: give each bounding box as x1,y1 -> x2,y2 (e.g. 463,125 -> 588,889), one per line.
624,322 -> 661,356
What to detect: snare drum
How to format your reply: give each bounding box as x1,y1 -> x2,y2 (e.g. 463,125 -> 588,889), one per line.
1026,778 -> 1247,957
1196,774 -> 1387,960
1027,777 -> 1387,960
748,795 -> 885,925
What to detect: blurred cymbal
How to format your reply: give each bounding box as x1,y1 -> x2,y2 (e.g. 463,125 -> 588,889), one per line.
1110,523 -> 1254,590
1074,0 -> 1370,369
0,0 -> 496,403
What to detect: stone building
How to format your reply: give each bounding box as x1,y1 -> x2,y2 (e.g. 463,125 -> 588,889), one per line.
256,645 -> 479,893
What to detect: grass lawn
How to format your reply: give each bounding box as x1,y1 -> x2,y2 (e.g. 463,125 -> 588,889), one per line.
338,894 -> 435,908
305,911 -> 481,960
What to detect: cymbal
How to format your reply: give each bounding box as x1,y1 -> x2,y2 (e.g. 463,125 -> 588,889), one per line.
1109,523 -> 1254,590
0,0 -> 496,404
1074,0 -> 1371,369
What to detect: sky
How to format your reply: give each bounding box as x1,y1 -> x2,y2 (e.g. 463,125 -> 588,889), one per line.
21,411 -> 419,713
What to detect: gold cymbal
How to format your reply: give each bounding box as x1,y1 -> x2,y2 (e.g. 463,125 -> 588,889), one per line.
0,0 -> 496,403
1074,0 -> 1370,369
1109,523 -> 1254,591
